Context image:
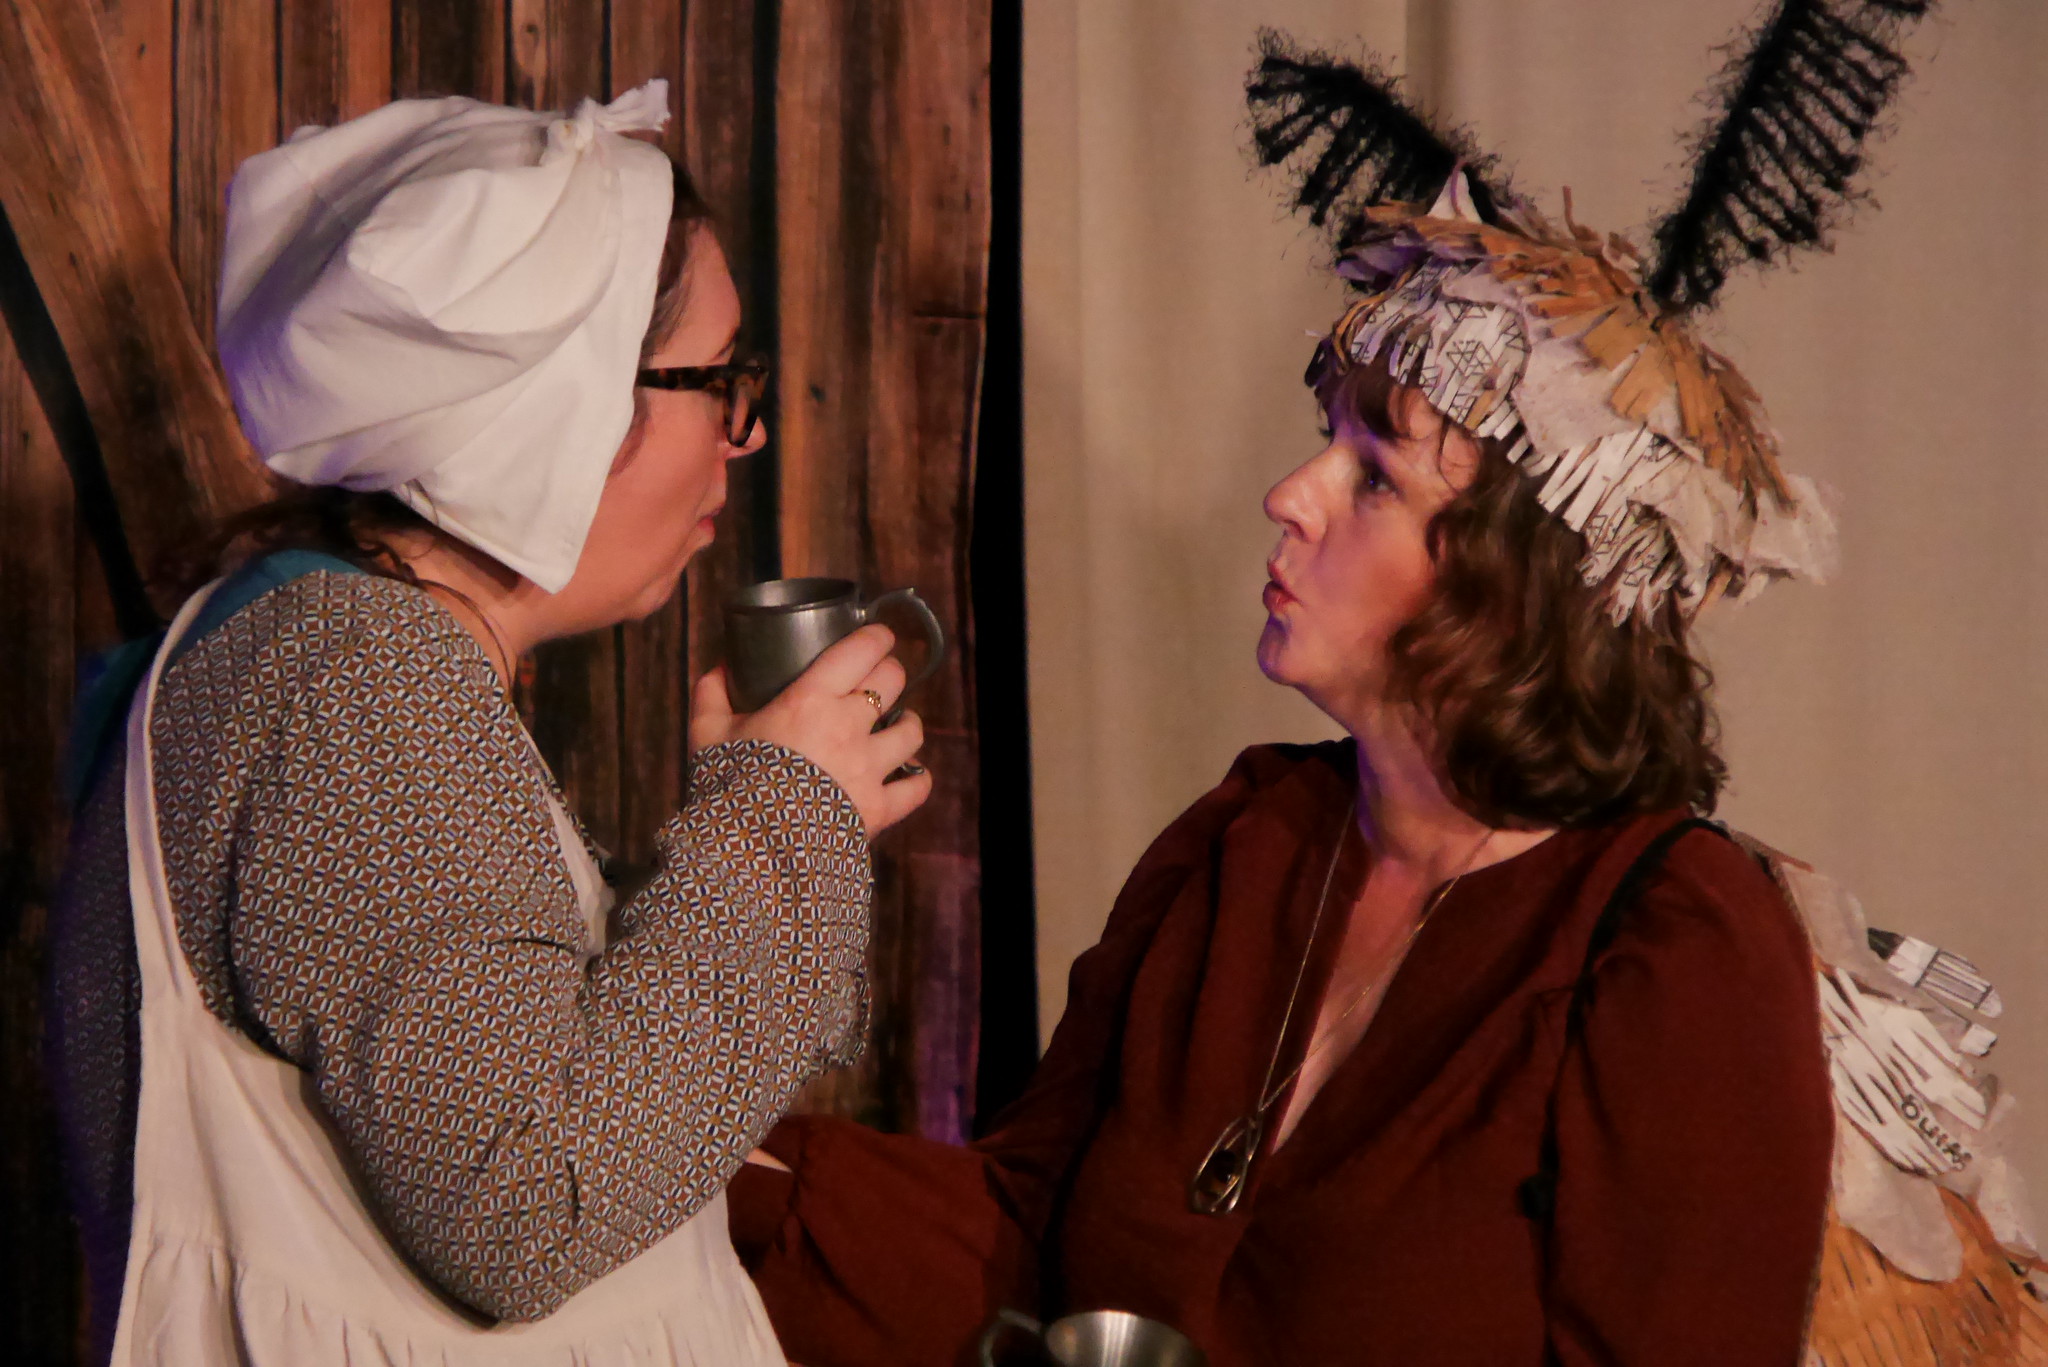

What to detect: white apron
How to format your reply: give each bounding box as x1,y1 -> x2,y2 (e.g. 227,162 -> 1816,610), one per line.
110,583 -> 784,1366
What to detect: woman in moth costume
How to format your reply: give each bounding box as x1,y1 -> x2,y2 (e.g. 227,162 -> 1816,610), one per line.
730,4 -> 2046,1363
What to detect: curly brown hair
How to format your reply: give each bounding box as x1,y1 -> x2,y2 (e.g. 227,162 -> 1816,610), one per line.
1311,352 -> 1726,828
163,157 -> 717,599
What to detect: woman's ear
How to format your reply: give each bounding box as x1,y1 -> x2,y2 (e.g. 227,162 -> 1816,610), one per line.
1390,383 -> 1442,443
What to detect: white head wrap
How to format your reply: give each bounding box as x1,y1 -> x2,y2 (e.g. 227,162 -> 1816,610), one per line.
217,81 -> 675,591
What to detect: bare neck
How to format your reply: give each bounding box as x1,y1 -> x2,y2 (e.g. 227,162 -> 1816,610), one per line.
392,533 -> 552,688
1346,700 -> 1554,885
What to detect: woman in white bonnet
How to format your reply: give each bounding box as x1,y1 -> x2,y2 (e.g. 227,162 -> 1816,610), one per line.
47,81 -> 925,1365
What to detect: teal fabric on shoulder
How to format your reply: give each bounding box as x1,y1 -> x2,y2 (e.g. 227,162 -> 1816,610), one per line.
61,550 -> 365,812
167,549 -> 363,668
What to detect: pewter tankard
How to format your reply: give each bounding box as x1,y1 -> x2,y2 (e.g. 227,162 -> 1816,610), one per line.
722,577 -> 945,715
977,1309 -> 1206,1367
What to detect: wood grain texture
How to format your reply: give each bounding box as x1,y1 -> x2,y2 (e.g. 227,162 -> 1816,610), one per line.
680,0 -> 763,303
776,0 -> 991,1139
616,593 -> 687,870
94,0 -> 174,218
611,0 -> 683,136
896,733 -> 983,1140
611,0 -> 694,872
509,0 -> 604,112
280,0 -> 394,132
171,0 -> 276,350
775,0 -> 896,1126
776,0 -> 901,586
0,291 -> 84,1365
679,0 -> 772,729
81,0 -> 170,648
889,7 -> 992,1143
883,316 -> 986,1141
896,314 -> 982,728
6,10 -> 176,1344
504,0 -> 623,854
0,0 -> 272,597
393,0 -> 504,101
528,629 -> 625,854
904,0 -> 991,318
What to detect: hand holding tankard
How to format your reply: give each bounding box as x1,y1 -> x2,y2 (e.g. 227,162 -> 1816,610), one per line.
723,577 -> 946,717
689,578 -> 945,835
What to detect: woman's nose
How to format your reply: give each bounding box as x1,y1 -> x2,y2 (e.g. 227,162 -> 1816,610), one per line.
1264,461 -> 1317,538
729,419 -> 769,459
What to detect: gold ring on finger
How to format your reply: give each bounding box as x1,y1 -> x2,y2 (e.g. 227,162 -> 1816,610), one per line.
859,688 -> 885,712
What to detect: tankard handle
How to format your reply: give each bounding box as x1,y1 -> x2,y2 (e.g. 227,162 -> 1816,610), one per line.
862,587 -> 946,729
977,1307 -> 1046,1367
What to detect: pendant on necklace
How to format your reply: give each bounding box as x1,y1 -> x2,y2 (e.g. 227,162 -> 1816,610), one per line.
1188,1113 -> 1264,1216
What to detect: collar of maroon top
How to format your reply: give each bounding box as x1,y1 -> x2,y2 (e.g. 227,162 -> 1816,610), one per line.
1197,751 -> 1687,1194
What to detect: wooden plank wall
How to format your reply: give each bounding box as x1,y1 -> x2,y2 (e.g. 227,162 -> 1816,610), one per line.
778,0 -> 991,1136
0,1 -> 992,1358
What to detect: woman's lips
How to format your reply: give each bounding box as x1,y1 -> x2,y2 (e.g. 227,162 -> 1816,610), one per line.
1264,561 -> 1298,612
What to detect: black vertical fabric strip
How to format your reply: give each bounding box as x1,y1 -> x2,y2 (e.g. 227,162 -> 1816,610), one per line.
747,0 -> 781,583
1580,818 -> 1727,977
972,0 -> 1040,1128
0,205 -> 159,639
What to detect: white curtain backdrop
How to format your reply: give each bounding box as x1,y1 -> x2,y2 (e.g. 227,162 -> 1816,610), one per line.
1023,0 -> 2048,1194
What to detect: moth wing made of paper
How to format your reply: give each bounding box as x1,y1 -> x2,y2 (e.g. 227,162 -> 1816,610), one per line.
1722,834 -> 2048,1367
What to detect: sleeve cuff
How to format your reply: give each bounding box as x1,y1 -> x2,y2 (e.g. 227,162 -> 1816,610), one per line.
685,738 -> 866,844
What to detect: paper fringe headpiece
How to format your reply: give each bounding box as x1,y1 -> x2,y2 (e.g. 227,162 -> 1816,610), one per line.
1327,181 -> 1833,620
1249,3 -> 1935,621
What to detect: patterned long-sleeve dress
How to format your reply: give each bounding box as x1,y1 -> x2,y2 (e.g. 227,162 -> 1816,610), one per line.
49,558 -> 873,1360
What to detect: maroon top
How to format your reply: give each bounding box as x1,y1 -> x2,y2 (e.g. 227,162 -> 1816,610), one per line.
730,741 -> 1833,1366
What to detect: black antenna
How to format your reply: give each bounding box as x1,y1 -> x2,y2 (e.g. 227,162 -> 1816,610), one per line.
1246,28 -> 1509,251
1645,0 -> 1937,312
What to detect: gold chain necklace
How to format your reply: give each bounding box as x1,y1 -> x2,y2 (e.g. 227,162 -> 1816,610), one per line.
1187,806 -> 1492,1216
